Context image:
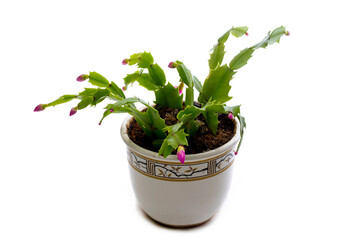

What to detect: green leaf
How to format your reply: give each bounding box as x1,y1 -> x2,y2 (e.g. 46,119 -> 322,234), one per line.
200,64 -> 235,104
137,73 -> 160,91
92,89 -> 110,106
229,48 -> 255,70
230,26 -> 248,37
128,52 -> 154,68
203,111 -> 219,135
209,45 -> 225,70
105,97 -> 139,111
252,26 -> 287,49
177,106 -> 203,123
269,26 -> 287,45
158,139 -> 174,158
185,120 -> 199,137
193,76 -> 203,93
185,87 -> 194,107
167,129 -> 188,149
109,81 -> 125,99
47,95 -> 77,107
154,83 -> 183,109
124,71 -> 141,85
89,72 -> 110,88
209,26 -> 248,70
224,105 -> 241,116
235,114 -> 247,153
77,96 -> 93,110
176,63 -> 193,87
148,63 -> 166,86
164,122 -> 183,134
124,71 -> 161,91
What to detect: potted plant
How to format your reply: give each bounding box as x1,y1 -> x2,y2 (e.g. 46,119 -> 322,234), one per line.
34,25 -> 289,227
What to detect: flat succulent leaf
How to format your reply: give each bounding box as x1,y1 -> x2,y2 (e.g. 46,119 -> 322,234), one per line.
109,81 -> 125,99
46,95 -> 77,107
154,83 -> 183,109
252,26 -> 287,49
177,105 -> 203,123
128,52 -> 154,68
176,63 -> 193,87
185,120 -> 200,137
92,89 -> 110,106
229,48 -> 255,70
167,129 -> 189,149
158,139 -> 174,158
148,63 -> 166,86
269,26 -> 287,45
89,72 -> 110,88
200,64 -> 235,104
185,87 -> 194,107
193,76 -> 203,94
209,26 -> 248,70
209,44 -> 225,70
124,71 -> 141,85
224,105 -> 241,116
231,26 -> 248,37
203,111 -> 219,135
105,97 -> 139,110
235,114 -> 247,153
77,96 -> 93,110
137,73 -> 160,91
78,88 -> 98,98
164,122 -> 183,134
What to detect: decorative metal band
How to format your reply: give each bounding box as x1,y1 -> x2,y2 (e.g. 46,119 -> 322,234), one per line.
127,149 -> 235,182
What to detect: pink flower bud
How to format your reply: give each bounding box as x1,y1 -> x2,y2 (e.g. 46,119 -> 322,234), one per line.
69,107 -> 77,116
234,151 -> 238,155
122,86 -> 127,91
168,62 -> 177,68
285,30 -> 290,36
177,146 -> 186,164
110,109 -> 114,113
178,82 -> 184,95
34,104 -> 45,112
76,74 -> 89,82
122,59 -> 129,65
245,32 -> 249,36
228,112 -> 234,120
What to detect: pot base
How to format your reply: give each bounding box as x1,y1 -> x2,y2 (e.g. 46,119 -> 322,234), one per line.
143,210 -> 213,228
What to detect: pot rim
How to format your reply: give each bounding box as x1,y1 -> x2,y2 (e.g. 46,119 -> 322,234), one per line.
120,114 -> 241,164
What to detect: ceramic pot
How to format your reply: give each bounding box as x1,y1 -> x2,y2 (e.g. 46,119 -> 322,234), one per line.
120,115 -> 240,227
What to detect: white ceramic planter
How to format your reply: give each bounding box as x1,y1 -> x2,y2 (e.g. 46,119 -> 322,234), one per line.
121,115 -> 240,227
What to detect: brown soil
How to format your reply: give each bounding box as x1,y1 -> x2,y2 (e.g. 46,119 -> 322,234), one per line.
127,105 -> 235,154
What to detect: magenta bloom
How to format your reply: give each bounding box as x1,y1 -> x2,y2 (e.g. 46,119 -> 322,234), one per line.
69,107 -> 77,116
122,59 -> 129,65
34,104 -> 45,112
177,146 -> 185,164
228,112 -> 234,119
76,74 -> 89,82
168,62 -> 177,68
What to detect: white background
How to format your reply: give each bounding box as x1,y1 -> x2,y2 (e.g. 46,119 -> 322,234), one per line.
1,0 -> 359,239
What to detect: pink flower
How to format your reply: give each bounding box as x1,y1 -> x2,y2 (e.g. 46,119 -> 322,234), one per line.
168,62 -> 177,68
178,82 -> 184,95
122,59 -> 129,65
234,151 -> 238,155
69,107 -> 77,116
76,74 -> 89,82
177,146 -> 185,164
228,112 -> 234,120
34,104 -> 45,112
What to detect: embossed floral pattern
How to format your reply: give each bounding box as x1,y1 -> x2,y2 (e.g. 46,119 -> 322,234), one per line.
127,149 -> 235,181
